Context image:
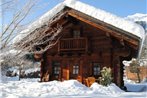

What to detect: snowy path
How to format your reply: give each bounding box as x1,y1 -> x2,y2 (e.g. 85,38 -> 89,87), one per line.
0,77 -> 146,98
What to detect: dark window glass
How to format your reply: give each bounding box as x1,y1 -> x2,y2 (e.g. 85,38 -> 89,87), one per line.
73,30 -> 80,38
93,63 -> 100,75
73,64 -> 79,75
53,62 -> 60,78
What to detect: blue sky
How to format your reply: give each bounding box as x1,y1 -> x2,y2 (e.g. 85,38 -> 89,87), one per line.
41,0 -> 146,17
32,0 -> 146,21
80,0 -> 146,17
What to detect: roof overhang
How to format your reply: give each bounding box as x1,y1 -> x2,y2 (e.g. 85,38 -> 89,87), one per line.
66,9 -> 141,50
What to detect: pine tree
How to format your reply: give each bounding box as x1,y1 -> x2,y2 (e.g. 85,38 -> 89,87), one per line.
99,67 -> 112,86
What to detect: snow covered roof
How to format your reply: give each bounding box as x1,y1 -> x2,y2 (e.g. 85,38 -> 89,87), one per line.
13,0 -> 145,43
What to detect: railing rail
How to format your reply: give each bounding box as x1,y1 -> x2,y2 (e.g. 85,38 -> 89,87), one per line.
58,37 -> 88,52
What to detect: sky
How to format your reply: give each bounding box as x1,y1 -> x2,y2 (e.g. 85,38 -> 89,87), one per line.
80,0 -> 146,17
25,0 -> 146,27
41,0 -> 147,17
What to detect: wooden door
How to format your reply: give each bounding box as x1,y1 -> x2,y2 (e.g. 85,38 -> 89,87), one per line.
62,69 -> 69,81
61,59 -> 69,81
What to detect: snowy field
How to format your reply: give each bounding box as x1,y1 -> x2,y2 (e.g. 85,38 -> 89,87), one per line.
0,76 -> 146,98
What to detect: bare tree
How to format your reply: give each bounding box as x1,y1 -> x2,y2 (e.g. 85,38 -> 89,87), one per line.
0,0 -> 53,49
1,0 -> 32,48
14,11 -> 66,54
1,0 -> 64,55
0,0 -> 38,78
0,0 -> 64,79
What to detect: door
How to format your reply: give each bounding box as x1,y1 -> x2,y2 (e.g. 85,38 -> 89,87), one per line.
61,59 -> 69,81
62,69 -> 69,80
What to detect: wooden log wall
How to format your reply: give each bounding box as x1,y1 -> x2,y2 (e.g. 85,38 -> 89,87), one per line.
39,17 -> 136,88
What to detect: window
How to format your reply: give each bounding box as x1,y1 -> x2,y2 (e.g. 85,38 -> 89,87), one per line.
54,66 -> 60,74
73,30 -> 80,38
52,62 -> 60,78
93,63 -> 100,75
73,64 -> 79,75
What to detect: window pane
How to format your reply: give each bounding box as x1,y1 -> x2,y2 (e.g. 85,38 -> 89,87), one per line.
73,64 -> 79,74
73,30 -> 80,38
93,63 -> 100,75
53,61 -> 60,75
76,70 -> 79,74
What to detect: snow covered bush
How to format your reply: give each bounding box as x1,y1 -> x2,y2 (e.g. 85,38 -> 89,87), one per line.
99,67 -> 112,86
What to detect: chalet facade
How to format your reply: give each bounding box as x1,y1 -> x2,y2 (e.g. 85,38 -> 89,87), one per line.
15,0 -> 145,88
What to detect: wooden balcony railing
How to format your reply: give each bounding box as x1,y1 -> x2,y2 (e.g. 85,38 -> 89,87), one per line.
58,37 -> 88,52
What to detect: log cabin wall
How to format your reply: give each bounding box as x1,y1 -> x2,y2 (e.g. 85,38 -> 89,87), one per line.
40,16 -> 137,87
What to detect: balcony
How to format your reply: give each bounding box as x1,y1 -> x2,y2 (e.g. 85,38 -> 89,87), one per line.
58,37 -> 88,52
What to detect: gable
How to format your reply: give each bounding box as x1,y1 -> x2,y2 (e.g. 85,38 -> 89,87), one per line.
66,9 -> 140,49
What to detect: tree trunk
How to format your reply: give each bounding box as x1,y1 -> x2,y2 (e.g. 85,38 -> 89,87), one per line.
19,67 -> 22,81
136,68 -> 141,83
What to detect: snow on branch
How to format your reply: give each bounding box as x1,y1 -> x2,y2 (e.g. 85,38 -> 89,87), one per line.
1,0 -> 39,49
14,11 -> 66,54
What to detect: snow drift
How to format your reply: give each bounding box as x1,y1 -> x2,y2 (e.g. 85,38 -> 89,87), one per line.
0,78 -> 123,98
0,77 -> 147,98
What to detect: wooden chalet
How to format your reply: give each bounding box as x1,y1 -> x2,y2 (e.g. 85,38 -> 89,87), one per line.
15,0 -> 145,88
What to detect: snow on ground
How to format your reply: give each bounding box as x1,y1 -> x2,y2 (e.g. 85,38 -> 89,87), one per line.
24,67 -> 40,75
124,77 -> 147,92
0,77 -> 147,98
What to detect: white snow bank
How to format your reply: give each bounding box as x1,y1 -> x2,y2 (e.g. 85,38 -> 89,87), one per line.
124,77 -> 147,92
0,78 -> 147,98
13,0 -> 145,43
90,83 -> 124,95
125,82 -> 147,92
0,79 -> 89,98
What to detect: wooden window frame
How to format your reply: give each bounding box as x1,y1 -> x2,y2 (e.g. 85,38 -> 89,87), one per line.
52,61 -> 60,78
73,64 -> 79,75
92,62 -> 101,76
73,30 -> 81,38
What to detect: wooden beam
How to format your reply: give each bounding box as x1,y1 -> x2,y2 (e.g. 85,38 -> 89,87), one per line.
67,11 -> 139,49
